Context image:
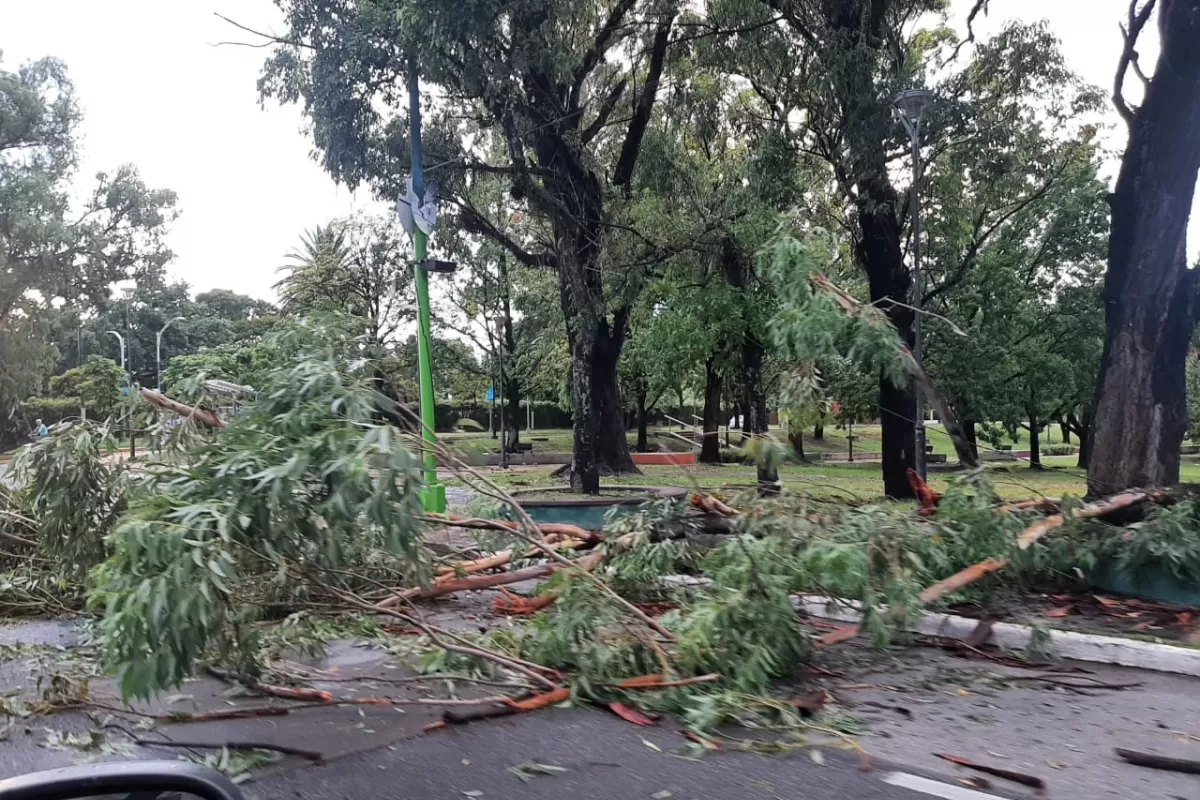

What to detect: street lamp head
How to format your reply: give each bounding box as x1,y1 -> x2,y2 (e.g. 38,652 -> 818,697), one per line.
893,88 -> 934,124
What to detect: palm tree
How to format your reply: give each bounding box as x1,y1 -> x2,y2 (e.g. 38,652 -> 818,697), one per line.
275,223 -> 351,316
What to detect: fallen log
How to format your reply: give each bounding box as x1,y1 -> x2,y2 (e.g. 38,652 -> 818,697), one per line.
140,388 -> 225,429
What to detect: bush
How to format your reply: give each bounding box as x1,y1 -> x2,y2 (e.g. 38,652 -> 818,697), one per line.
454,417 -> 485,432
1043,444 -> 1075,456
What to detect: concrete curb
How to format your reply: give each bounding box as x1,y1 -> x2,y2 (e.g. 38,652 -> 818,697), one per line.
796,594 -> 1200,678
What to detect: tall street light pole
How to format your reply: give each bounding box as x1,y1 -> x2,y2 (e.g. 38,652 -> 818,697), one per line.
106,331 -> 126,371
156,316 -> 185,391
894,88 -> 934,481
407,57 -> 446,513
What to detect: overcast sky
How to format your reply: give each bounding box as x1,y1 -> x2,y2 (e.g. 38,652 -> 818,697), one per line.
2,0 -> 1194,301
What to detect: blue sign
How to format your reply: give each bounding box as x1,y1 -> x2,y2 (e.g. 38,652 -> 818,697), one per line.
486,387 -> 495,402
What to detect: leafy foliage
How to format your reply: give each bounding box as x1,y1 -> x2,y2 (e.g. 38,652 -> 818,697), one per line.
1095,499 -> 1200,583
673,535 -> 811,691
91,316 -> 427,699
15,421 -> 127,578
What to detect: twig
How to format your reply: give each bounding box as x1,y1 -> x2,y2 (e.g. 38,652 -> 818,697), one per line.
1115,748 -> 1200,775
1006,676 -> 1143,691
133,737 -> 323,761
319,581 -> 561,691
269,666 -> 531,691
606,673 -> 721,690
398,405 -> 676,641
935,754 -> 1045,789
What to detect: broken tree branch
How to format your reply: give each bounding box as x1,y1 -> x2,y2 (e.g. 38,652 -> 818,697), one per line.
1115,748 -> 1200,775
140,389 -> 225,429
396,407 -> 676,641
132,737 -> 323,762
920,490 -> 1168,603
1113,0 -> 1158,126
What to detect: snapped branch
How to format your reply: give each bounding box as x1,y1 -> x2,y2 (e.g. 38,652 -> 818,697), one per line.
1113,0 -> 1158,127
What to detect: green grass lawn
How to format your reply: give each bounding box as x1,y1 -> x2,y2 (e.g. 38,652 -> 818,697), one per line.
441,422 -> 1080,460
450,459 -> 1102,501
440,427 -> 1200,502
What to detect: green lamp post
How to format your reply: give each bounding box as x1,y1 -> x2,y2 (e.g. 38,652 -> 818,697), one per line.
405,56 -> 447,513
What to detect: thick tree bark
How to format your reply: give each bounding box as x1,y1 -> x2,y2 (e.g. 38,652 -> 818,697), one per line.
814,420 -> 824,440
699,359 -> 723,464
720,237 -> 769,444
858,186 -> 920,497
1088,0 -> 1200,495
635,378 -> 650,453
962,418 -> 979,463
1069,410 -> 1092,470
788,431 -> 806,460
1028,418 -> 1042,470
499,257 -> 521,453
1060,422 -> 1070,445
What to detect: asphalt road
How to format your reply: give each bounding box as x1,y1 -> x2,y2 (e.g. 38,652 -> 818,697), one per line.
249,708 -> 1005,800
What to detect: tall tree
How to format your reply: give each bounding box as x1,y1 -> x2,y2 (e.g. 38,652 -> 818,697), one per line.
1087,0 -> 1200,494
1,54 -> 176,440
276,215 -> 413,349
255,0 -> 691,493
715,4 -> 1098,495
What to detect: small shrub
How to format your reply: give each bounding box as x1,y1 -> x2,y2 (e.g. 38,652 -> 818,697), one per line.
454,417 -> 485,432
1043,444 -> 1075,456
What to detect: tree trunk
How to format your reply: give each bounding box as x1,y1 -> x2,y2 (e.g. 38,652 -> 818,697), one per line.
1067,409 -> 1091,470
592,322 -> 637,477
561,288 -> 638,494
788,431 -> 805,460
1029,420 -> 1042,470
962,418 -> 979,463
1088,0 -> 1200,495
856,145 -> 917,498
1060,422 -> 1070,445
499,257 -> 521,453
814,420 -> 825,440
740,337 -> 768,437
635,378 -> 650,453
699,359 -> 722,464
721,237 -> 769,444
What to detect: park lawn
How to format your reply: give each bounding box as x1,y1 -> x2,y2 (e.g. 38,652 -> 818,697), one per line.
440,423 -> 1088,461
454,460 -> 1099,501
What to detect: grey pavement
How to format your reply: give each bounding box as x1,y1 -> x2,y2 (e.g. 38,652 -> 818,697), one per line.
2,618 -> 1200,800
823,640 -> 1200,800
249,707 -> 954,800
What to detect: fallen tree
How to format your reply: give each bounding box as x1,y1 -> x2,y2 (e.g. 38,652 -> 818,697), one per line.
139,388 -> 226,429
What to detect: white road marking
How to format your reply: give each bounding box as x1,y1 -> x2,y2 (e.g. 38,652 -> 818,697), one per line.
883,771 -> 1000,800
